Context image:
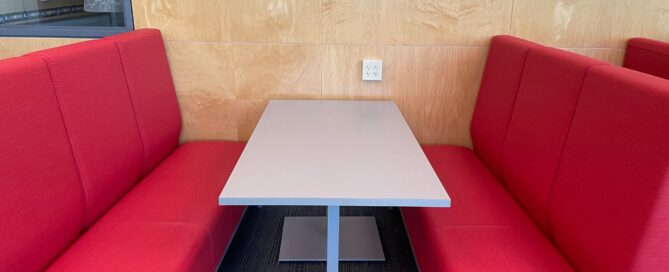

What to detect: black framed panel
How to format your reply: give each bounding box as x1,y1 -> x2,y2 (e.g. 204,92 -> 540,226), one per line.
0,0 -> 134,38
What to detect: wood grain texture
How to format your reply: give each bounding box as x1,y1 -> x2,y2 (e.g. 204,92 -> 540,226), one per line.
132,0 -> 223,41
221,0 -> 321,43
0,38 -> 88,59
133,0 -> 321,43
511,0 -> 669,48
322,45 -> 487,146
165,42 -> 321,142
179,98 -> 268,142
323,0 -> 514,45
1,0 -> 665,145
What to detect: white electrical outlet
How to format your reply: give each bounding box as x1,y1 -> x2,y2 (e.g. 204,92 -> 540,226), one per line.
362,59 -> 383,81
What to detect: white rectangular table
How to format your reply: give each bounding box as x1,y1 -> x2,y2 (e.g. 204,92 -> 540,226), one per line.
219,100 -> 450,272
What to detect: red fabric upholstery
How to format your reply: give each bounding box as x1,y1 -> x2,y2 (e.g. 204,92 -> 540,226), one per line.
46,222 -> 215,272
28,40 -> 144,227
624,38 -> 669,80
549,66 -> 669,272
109,29 -> 182,175
470,36 -> 540,178
2,30 -> 246,271
403,145 -> 573,272
407,226 -> 573,272
46,142 -> 246,271
407,37 -> 669,272
0,57 -> 85,272
402,145 -> 530,228
500,47 -> 605,233
17,30 -> 669,272
102,141 -> 247,260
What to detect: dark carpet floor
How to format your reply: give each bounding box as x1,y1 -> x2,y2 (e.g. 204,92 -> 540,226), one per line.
218,206 -> 419,272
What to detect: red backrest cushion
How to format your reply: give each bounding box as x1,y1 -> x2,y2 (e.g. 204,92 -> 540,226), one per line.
624,38 -> 669,80
550,66 -> 669,272
471,35 -> 540,178
28,40 -> 144,227
501,47 -> 605,234
108,29 -> 182,175
0,57 -> 85,271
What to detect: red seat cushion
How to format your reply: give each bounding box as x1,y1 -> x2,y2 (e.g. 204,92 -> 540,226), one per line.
500,47 -> 605,233
0,57 -> 85,272
100,141 -> 246,261
109,29 -> 182,175
46,222 -> 215,272
413,226 -> 573,272
471,36 -> 540,178
549,66 -> 669,272
402,145 -> 572,271
624,38 -> 669,80
403,145 -> 529,228
28,39 -> 144,227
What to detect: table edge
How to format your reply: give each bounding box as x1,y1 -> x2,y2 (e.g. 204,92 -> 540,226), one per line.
218,197 -> 451,208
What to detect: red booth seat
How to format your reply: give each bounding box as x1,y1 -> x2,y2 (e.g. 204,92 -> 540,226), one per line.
404,36 -> 669,271
624,38 -> 669,80
0,29 -> 245,272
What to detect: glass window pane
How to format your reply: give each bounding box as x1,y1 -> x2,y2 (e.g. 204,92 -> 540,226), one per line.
0,0 -> 133,37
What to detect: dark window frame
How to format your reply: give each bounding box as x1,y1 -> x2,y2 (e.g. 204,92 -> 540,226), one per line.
0,0 -> 134,38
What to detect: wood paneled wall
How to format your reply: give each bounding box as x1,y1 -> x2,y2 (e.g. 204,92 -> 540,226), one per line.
2,0 -> 668,146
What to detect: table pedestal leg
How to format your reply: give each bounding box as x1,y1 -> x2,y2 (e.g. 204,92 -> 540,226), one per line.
327,205 -> 340,272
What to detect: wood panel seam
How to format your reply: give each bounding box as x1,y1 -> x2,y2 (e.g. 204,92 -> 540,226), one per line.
162,39 -> 491,48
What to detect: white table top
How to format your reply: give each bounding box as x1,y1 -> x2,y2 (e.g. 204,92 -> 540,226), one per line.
219,100 -> 450,207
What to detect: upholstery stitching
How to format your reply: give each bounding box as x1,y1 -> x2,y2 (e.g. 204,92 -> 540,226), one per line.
496,45 -> 534,182
37,54 -> 90,231
113,40 -> 148,176
544,63 -> 609,239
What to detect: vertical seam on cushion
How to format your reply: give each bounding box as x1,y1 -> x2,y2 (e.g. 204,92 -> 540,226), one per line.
496,46 -> 534,182
113,40 -> 148,176
38,55 -> 90,231
544,63 -> 609,239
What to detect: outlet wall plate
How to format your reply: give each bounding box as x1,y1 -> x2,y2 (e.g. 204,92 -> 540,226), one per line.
362,59 -> 383,81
